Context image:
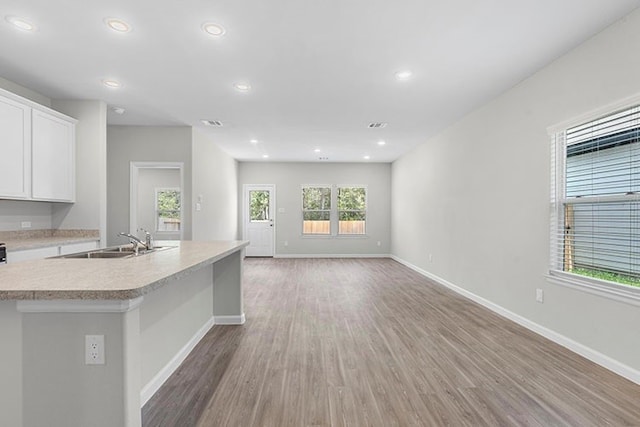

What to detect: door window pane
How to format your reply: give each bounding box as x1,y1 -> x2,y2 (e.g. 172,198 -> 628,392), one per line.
250,190 -> 270,222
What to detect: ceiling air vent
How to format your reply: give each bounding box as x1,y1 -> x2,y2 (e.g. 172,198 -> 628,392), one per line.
201,120 -> 223,127
368,122 -> 387,128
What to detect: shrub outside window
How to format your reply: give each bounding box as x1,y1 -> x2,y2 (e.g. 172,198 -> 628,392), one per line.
156,188 -> 181,232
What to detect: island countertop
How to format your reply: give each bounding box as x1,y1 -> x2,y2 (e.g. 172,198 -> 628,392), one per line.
0,240 -> 249,301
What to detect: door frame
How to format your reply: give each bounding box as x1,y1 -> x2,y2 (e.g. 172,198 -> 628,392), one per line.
130,161 -> 185,240
242,184 -> 276,256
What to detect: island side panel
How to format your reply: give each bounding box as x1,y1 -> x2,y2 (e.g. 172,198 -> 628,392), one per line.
212,249 -> 244,323
22,312 -> 127,427
0,301 -> 22,427
139,265 -> 214,394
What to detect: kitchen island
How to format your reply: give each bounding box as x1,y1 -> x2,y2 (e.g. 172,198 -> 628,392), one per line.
0,240 -> 248,427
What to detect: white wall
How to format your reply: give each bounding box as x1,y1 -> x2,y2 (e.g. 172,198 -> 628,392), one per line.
107,126 -> 193,245
51,100 -> 107,246
392,9 -> 640,375
239,162 -> 391,256
192,129 -> 239,241
0,201 -> 52,231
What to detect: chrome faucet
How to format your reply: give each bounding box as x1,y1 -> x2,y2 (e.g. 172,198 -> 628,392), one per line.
117,232 -> 148,253
138,228 -> 153,249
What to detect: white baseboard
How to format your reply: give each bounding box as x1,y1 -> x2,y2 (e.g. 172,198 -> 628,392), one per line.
274,253 -> 391,259
391,255 -> 640,386
214,312 -> 246,325
140,316 -> 215,406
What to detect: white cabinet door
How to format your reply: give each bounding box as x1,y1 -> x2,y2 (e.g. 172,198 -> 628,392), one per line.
32,110 -> 75,202
0,95 -> 31,199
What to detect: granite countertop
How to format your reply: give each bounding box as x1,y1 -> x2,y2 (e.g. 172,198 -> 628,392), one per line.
0,229 -> 100,251
0,240 -> 249,301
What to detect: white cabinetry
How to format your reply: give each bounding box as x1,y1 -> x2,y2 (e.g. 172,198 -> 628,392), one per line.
0,95 -> 31,199
32,110 -> 75,201
0,88 -> 76,202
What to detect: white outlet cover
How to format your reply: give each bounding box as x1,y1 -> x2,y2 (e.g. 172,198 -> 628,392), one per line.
85,335 -> 105,365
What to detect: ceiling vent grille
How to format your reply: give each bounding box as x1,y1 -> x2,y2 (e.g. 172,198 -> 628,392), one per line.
368,122 -> 387,128
201,120 -> 223,127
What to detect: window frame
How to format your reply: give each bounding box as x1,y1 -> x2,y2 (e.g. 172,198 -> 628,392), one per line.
301,185 -> 332,236
301,184 -> 369,237
548,98 -> 640,305
337,185 -> 367,236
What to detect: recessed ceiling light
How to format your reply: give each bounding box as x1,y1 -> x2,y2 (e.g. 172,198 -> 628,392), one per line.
5,15 -> 36,31
233,82 -> 251,92
262,154 -> 269,159
102,79 -> 121,89
314,148 -> 321,153
250,139 -> 258,144
202,22 -> 226,37
377,140 -> 386,146
364,155 -> 371,160
395,70 -> 412,81
105,18 -> 131,33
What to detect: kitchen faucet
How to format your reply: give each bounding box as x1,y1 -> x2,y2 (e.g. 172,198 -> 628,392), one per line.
117,232 -> 148,253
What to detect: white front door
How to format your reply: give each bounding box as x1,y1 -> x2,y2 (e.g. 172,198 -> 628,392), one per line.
243,184 -> 275,257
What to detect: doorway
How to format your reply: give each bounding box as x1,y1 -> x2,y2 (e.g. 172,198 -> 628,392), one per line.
243,184 -> 275,257
130,162 -> 184,241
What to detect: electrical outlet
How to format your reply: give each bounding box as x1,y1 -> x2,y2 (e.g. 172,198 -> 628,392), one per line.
85,335 -> 105,365
536,288 -> 544,303
429,254 -> 433,262
377,241 -> 381,247
284,240 -> 288,247
21,221 -> 31,229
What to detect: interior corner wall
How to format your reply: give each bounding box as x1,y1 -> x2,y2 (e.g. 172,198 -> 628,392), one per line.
238,162 -> 391,256
391,9 -> 640,374
191,129 -> 239,241
51,100 -> 107,245
107,126 -> 193,246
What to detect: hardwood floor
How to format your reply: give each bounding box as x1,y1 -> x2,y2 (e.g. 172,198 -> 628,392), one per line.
142,258 -> 640,426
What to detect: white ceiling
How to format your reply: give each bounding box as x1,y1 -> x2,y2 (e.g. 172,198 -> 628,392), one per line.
1,1 -> 639,162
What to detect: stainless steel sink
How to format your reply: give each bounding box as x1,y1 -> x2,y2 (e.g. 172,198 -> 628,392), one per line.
50,245 -> 175,259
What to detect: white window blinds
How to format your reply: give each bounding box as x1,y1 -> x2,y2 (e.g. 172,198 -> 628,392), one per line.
551,105 -> 640,286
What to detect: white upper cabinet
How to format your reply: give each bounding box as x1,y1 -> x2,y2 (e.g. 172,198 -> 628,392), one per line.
0,88 -> 76,202
32,110 -> 75,202
0,95 -> 31,199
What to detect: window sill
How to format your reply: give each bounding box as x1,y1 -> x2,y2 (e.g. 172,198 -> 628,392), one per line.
546,270 -> 640,307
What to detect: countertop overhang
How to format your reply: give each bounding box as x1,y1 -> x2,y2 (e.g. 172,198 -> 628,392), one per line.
0,240 -> 249,300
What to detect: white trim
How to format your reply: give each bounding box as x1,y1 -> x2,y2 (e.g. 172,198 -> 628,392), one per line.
547,92 -> 640,134
274,253 -> 391,259
391,255 -> 640,386
140,316 -> 215,406
546,272 -> 640,307
16,297 -> 144,313
213,313 -> 246,325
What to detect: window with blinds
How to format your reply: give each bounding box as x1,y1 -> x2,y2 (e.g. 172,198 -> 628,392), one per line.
550,105 -> 640,288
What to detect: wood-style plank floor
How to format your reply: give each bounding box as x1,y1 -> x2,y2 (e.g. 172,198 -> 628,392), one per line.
142,258 -> 640,426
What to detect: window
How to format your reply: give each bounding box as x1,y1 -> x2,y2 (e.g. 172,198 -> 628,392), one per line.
301,185 -> 367,236
155,188 -> 181,232
249,190 -> 271,222
302,186 -> 331,235
338,187 -> 366,235
550,104 -> 640,290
